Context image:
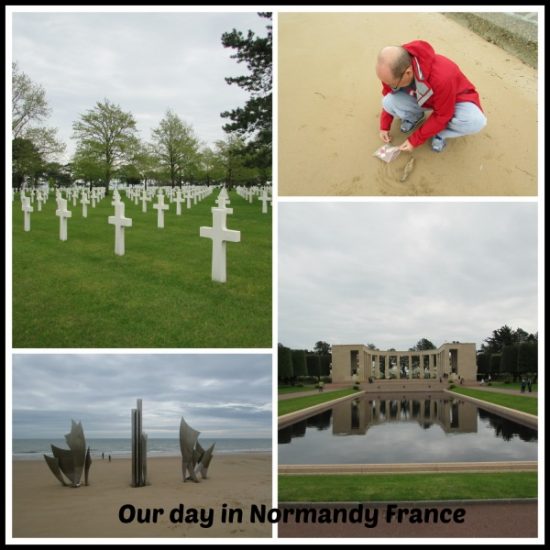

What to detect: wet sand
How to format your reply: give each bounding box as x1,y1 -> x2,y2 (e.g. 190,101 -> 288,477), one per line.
11,454 -> 272,538
278,12 -> 537,196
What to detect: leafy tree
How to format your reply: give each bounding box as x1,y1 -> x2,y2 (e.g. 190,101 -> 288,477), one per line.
367,343 -> 378,350
278,344 -> 293,382
517,342 -> 537,375
482,325 -> 516,354
12,137 -> 43,187
221,12 -> 272,176
500,345 -> 519,381
72,99 -> 138,194
44,162 -> 71,188
24,127 -> 65,159
12,63 -> 66,185
489,354 -> 501,377
476,351 -> 490,376
306,354 -> 321,379
313,341 -> 331,355
71,146 -> 105,189
12,62 -> 50,139
409,338 -> 437,351
152,109 -> 200,186
291,350 -> 307,378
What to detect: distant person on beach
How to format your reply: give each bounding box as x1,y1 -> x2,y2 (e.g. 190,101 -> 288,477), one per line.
376,40 -> 487,153
108,454 -> 111,462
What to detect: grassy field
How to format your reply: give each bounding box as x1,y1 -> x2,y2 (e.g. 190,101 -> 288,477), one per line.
488,382 -> 538,392
279,472 -> 538,501
279,389 -> 358,416
450,387 -> 537,416
278,385 -> 317,394
12,189 -> 272,348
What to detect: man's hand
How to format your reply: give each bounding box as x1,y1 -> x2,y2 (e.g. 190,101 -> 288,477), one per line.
399,139 -> 414,152
379,130 -> 391,143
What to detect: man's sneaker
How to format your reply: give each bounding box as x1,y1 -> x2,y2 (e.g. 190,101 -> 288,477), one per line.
400,114 -> 424,133
431,135 -> 447,152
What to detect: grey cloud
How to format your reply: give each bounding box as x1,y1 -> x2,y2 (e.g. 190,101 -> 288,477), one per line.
12,354 -> 272,438
279,203 -> 538,351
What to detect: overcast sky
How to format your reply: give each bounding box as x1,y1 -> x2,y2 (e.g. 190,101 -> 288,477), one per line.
12,354 -> 271,439
11,10 -> 269,161
279,202 -> 538,352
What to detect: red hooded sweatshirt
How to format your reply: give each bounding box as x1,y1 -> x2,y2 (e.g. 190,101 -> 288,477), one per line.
380,40 -> 483,147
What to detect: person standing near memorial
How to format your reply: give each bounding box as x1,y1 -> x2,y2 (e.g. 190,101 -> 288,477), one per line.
376,40 -> 487,152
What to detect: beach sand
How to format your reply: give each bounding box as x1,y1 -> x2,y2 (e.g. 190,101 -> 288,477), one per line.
12,454 -> 272,538
278,12 -> 537,196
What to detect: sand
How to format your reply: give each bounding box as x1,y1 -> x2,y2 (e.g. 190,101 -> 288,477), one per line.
278,12 -> 538,196
11,454 -> 272,539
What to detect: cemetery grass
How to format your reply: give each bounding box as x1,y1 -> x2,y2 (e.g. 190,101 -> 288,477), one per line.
449,387 -> 537,416
12,191 -> 272,348
278,472 -> 538,502
278,389 -> 359,416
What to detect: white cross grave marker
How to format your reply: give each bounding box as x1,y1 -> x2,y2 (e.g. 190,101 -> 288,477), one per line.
153,192 -> 169,228
259,189 -> 271,214
108,201 -> 132,256
81,193 -> 90,218
141,190 -> 150,213
174,190 -> 184,215
36,191 -> 43,212
22,197 -> 33,231
56,198 -> 72,241
199,207 -> 241,283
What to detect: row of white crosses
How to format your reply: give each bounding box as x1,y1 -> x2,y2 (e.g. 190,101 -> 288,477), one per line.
21,185 -> 244,283
235,185 -> 272,214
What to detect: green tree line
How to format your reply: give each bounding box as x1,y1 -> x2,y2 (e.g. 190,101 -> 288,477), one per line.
476,325 -> 538,381
278,341 -> 332,385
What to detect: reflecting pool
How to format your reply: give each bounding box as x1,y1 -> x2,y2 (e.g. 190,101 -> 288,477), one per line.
278,394 -> 537,464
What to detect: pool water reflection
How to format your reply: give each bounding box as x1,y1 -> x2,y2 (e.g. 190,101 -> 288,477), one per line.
278,394 -> 537,464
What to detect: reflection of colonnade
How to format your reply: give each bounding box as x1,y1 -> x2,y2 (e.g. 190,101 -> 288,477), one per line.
331,394 -> 478,435
332,343 -> 477,383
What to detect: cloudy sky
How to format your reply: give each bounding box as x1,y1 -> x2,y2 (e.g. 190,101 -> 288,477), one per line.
279,202 -> 538,351
10,9 -> 270,161
12,354 -> 271,438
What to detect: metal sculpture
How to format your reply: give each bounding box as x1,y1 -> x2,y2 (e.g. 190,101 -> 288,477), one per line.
44,420 -> 91,487
179,417 -> 215,482
131,398 -> 148,487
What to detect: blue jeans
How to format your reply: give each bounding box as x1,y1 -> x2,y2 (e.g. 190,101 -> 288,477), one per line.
382,91 -> 487,139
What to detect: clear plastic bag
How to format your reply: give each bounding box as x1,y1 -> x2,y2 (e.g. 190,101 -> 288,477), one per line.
373,144 -> 401,163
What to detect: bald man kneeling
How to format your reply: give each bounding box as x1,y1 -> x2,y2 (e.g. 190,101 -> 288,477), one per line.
376,41 -> 486,153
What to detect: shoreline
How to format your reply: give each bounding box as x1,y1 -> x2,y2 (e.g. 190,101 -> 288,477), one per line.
12,453 -> 272,538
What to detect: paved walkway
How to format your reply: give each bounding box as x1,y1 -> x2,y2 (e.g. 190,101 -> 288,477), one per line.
278,500 -> 538,538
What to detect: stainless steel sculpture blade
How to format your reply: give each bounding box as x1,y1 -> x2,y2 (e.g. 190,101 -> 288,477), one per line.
84,447 -> 92,486
180,417 -> 200,482
199,443 -> 215,479
64,420 -> 86,486
44,420 -> 90,488
131,399 -> 148,487
44,455 -> 69,486
179,418 -> 200,462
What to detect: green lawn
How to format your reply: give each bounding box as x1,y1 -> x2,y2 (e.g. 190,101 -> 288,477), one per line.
279,385 -> 317,395
279,472 -> 538,501
450,387 -> 537,416
12,190 -> 271,347
279,389 -> 358,416
488,382 -> 538,392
